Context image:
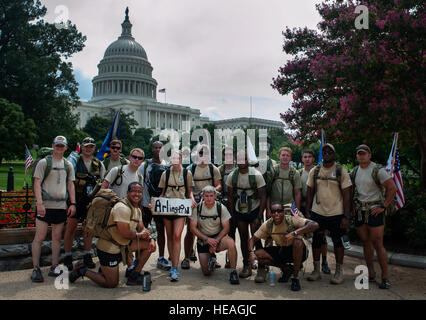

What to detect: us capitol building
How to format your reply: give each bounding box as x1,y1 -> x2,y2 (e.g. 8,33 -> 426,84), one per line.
75,8 -> 282,135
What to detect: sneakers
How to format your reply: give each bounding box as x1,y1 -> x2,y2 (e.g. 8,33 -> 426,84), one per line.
239,264 -> 252,278
48,265 -> 63,277
64,254 -> 73,271
157,257 -> 171,271
31,267 -> 44,283
126,270 -> 144,286
278,264 -> 294,283
225,253 -> 231,269
321,262 -> 331,274
189,249 -> 197,262
291,277 -> 301,291
229,270 -> 240,285
170,268 -> 180,282
125,259 -> 138,277
307,261 -> 321,281
255,267 -> 267,283
330,263 -> 344,285
379,278 -> 390,289
207,255 -> 217,273
181,258 -> 190,270
69,261 -> 87,283
83,253 -> 96,269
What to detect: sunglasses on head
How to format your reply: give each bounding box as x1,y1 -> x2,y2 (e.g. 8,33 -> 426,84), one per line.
270,209 -> 285,214
131,154 -> 144,160
110,146 -> 121,150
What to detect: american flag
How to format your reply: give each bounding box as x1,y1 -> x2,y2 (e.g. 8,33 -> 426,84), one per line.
386,134 -> 405,210
291,201 -> 303,217
25,145 -> 34,174
158,88 -> 166,93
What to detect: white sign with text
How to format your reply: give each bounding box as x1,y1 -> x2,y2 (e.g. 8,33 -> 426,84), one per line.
151,197 -> 193,216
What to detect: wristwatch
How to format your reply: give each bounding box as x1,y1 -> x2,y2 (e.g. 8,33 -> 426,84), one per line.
69,203 -> 77,207
293,231 -> 297,236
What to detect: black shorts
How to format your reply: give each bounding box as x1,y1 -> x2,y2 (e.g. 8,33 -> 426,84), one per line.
235,207 -> 261,223
97,248 -> 122,268
310,211 -> 345,240
355,210 -> 385,228
264,244 -> 308,266
36,209 -> 67,225
197,233 -> 221,254
142,206 -> 152,227
70,202 -> 89,222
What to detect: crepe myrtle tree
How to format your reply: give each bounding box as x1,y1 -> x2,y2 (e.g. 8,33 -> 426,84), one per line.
272,0 -> 425,186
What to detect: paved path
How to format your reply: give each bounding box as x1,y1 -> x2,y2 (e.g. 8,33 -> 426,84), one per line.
0,226 -> 425,300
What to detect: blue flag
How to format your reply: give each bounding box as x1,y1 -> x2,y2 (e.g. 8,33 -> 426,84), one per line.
96,110 -> 120,160
318,129 -> 326,164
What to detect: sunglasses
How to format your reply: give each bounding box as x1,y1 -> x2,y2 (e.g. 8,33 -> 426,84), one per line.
322,150 -> 334,155
270,209 -> 285,214
131,154 -> 144,160
110,146 -> 121,150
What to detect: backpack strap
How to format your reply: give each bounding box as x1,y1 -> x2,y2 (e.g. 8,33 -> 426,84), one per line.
372,164 -> 383,188
209,164 -> 214,186
183,167 -> 188,197
111,165 -> 125,187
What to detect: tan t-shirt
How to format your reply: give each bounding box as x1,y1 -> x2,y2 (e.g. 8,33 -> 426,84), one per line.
158,167 -> 194,199
225,167 -> 266,214
104,165 -> 143,198
354,162 -> 391,202
270,166 -> 302,205
190,202 -> 231,237
306,163 -> 352,217
254,216 -> 308,247
96,201 -> 142,254
191,164 -> 221,195
300,168 -> 311,206
33,157 -> 75,209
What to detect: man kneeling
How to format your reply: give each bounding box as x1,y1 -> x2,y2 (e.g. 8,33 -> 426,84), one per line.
189,186 -> 239,285
69,182 -> 156,288
248,203 -> 318,291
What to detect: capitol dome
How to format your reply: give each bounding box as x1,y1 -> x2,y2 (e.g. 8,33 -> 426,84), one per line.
91,7 -> 158,102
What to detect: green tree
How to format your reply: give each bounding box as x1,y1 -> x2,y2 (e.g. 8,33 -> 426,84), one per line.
0,0 -> 86,146
0,99 -> 36,163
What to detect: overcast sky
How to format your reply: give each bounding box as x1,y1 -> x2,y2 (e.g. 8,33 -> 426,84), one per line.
41,0 -> 322,122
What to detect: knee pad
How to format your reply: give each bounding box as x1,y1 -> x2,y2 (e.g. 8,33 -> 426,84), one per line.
312,232 -> 324,249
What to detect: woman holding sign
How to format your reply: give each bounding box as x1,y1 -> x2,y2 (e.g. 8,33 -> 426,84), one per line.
157,150 -> 197,282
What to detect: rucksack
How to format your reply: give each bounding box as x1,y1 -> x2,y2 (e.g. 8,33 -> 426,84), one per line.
103,154 -> 128,173
350,163 -> 396,215
197,200 -> 222,223
85,189 -> 129,240
31,148 -> 71,201
142,159 -> 168,197
231,167 -> 259,212
270,164 -> 298,200
312,163 -> 343,205
191,163 -> 215,186
164,167 -> 189,197
265,213 -> 312,241
74,155 -> 102,201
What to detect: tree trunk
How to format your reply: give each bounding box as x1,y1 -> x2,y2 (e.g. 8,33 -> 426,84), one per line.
416,126 -> 426,189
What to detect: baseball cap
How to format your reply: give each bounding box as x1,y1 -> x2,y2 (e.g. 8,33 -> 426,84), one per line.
53,136 -> 68,146
82,137 -> 95,146
322,143 -> 336,153
356,144 -> 371,154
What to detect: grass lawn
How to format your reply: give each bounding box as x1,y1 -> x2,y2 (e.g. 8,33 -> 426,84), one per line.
0,163 -> 32,191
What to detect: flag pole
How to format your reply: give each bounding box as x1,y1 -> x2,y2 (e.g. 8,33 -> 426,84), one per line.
391,132 -> 399,175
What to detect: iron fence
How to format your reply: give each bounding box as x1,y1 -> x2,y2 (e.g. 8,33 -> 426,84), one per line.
0,185 -> 35,229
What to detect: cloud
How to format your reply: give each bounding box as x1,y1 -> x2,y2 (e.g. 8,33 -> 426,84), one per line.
73,68 -> 92,101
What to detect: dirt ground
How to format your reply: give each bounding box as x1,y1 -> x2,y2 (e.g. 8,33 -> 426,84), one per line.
0,225 -> 425,300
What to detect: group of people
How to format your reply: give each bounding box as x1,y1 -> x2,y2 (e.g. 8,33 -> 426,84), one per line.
30,134 -> 397,292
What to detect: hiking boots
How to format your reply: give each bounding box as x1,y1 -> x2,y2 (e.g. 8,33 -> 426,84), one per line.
322,262 -> 331,274
83,253 -> 96,269
255,266 -> 267,283
189,249 -> 197,262
207,255 -> 217,273
31,267 -> 44,283
330,263 -> 344,284
64,254 -> 73,271
307,261 -> 322,281
225,253 -> 231,269
278,264 -> 294,283
69,261 -> 87,283
181,258 -> 190,270
229,270 -> 240,285
239,264 -> 252,278
157,257 -> 171,271
291,277 -> 301,291
126,270 -> 144,286
48,265 -> 63,277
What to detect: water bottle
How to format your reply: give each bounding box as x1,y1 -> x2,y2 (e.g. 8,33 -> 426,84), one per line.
142,271 -> 151,292
269,266 -> 276,287
253,259 -> 258,268
341,234 -> 351,250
